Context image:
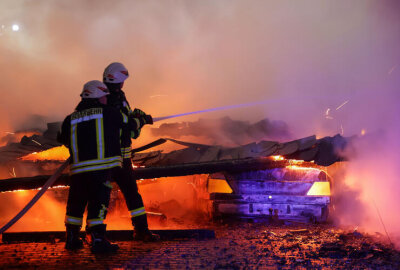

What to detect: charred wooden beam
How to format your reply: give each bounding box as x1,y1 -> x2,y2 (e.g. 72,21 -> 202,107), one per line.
132,157 -> 291,179
0,174 -> 70,192
0,158 -> 299,192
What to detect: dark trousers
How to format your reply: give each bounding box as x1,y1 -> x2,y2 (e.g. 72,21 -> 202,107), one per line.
66,170 -> 112,227
114,159 -> 148,230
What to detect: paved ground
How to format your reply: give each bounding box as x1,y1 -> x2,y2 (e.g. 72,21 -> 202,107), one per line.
1,222 -> 400,269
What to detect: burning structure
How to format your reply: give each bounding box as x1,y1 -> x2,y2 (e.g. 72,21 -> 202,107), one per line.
0,118 -> 349,229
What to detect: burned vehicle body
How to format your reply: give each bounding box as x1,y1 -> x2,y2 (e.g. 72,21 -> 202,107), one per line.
208,166 -> 331,222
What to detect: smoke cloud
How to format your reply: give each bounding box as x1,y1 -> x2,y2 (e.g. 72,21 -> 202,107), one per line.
332,121 -> 400,247
0,0 -> 397,135
152,117 -> 291,146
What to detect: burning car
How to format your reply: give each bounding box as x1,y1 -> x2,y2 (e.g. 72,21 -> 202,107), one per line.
207,164 -> 331,222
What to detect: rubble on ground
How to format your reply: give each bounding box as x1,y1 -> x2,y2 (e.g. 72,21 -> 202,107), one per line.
1,223 -> 399,269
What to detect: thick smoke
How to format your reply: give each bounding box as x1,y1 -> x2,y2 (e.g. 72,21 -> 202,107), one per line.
332,119 -> 400,247
152,117 -> 291,146
0,0 -> 397,134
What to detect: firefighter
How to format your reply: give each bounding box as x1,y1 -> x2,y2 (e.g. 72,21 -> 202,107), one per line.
103,62 -> 159,241
59,80 -> 152,253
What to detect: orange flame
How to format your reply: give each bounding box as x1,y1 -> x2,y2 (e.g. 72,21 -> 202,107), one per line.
21,146 -> 70,161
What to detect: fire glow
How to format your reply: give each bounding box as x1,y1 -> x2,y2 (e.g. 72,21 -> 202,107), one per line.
21,146 -> 69,161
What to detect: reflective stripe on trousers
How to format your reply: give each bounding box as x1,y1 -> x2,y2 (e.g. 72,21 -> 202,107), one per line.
87,218 -> 104,227
130,207 -> 146,218
65,215 -> 83,226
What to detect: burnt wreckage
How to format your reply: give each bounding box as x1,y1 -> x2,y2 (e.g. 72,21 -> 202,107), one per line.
0,120 -> 350,222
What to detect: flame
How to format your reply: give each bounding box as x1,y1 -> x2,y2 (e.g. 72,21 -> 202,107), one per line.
272,155 -> 285,161
21,145 -> 70,161
208,178 -> 233,193
132,164 -> 145,169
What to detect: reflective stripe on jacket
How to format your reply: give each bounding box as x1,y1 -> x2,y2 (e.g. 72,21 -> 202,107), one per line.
60,102 -> 125,175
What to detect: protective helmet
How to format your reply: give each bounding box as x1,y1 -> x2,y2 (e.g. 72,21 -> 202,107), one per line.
80,80 -> 109,99
103,62 -> 129,83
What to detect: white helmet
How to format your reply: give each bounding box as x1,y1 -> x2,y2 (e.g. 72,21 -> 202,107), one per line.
103,62 -> 129,83
80,80 -> 109,99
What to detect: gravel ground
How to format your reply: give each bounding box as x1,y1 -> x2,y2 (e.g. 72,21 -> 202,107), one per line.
1,222 -> 399,269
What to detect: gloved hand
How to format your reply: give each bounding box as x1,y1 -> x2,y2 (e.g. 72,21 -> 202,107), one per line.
132,108 -> 146,117
143,114 -> 153,125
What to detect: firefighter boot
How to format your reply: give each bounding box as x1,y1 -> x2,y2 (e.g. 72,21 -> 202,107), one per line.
132,215 -> 160,242
65,224 -> 83,250
87,224 -> 119,253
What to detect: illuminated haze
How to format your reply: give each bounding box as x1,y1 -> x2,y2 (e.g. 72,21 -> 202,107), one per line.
0,0 -> 396,135
0,0 -> 400,238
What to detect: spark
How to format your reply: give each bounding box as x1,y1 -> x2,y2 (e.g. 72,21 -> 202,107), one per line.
325,108 -> 330,116
388,65 -> 397,75
361,129 -> 366,136
372,198 -> 393,246
12,24 -> 19,31
9,167 -> 16,178
31,139 -> 42,146
325,108 -> 334,119
146,211 -> 164,216
336,100 -> 349,111
187,182 -> 196,189
5,132 -> 15,135
340,124 -> 344,135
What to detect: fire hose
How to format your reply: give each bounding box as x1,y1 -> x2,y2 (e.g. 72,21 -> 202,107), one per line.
0,115 -> 171,234
0,158 -> 70,234
0,103 -> 264,234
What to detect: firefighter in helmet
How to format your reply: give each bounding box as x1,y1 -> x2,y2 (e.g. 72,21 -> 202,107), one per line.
59,80 -> 152,253
103,62 -> 159,241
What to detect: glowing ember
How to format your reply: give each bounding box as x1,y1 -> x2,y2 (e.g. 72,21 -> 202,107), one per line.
21,146 -> 69,161
325,108 -> 334,119
361,129 -> 366,136
336,100 -> 349,111
9,167 -> 16,178
31,139 -> 42,146
286,165 -> 319,171
272,155 -> 285,161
